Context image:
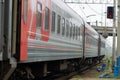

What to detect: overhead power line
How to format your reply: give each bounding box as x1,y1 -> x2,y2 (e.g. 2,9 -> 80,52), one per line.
63,0 -> 113,4
79,5 -> 87,17
86,4 -> 102,15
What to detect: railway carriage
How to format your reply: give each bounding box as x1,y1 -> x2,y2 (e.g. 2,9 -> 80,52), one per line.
0,0 -> 105,79
26,0 -> 84,62
84,23 -> 99,58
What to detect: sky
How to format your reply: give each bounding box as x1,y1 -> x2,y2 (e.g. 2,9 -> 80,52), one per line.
67,2 -> 113,26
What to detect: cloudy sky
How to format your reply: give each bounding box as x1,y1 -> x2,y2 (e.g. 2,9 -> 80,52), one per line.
66,2 -> 113,26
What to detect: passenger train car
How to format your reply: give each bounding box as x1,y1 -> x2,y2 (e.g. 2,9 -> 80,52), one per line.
0,0 -> 105,79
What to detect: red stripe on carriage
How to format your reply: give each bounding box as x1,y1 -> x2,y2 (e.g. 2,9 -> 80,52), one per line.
29,1 -> 37,39
20,0 -> 29,61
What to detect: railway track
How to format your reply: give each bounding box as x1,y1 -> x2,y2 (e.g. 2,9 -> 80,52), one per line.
40,63 -> 100,80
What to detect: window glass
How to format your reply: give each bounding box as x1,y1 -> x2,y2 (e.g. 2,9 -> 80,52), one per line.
51,11 -> 56,32
37,3 -> 42,27
24,0 -> 28,24
36,3 -> 42,39
70,23 -> 73,38
78,27 -> 80,36
76,26 -> 78,40
62,18 -> 65,35
57,15 -> 61,34
73,24 -> 75,39
66,20 -> 69,37
44,7 -> 49,30
78,27 -> 80,40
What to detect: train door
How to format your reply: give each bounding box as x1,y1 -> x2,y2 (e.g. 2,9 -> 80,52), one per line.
28,0 -> 51,41
41,0 -> 51,41
18,0 -> 30,61
27,0 -> 51,42
19,0 -> 41,61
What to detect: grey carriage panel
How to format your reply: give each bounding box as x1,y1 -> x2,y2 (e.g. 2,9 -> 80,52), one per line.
27,47 -> 83,62
101,47 -> 106,55
28,39 -> 82,49
85,47 -> 98,57
26,39 -> 83,62
84,29 -> 99,58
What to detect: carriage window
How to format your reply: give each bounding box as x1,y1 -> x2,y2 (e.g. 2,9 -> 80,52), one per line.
57,15 -> 61,34
66,20 -> 69,37
73,24 -> 75,39
51,11 -> 56,32
70,23 -> 73,38
37,3 -> 42,27
62,18 -> 65,35
78,27 -> 80,40
44,7 -> 49,30
76,26 -> 78,40
24,0 -> 28,24
70,23 -> 72,38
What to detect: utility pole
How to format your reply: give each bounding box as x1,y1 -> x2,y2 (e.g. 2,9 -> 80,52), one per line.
117,1 -> 120,57
112,0 -> 117,68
